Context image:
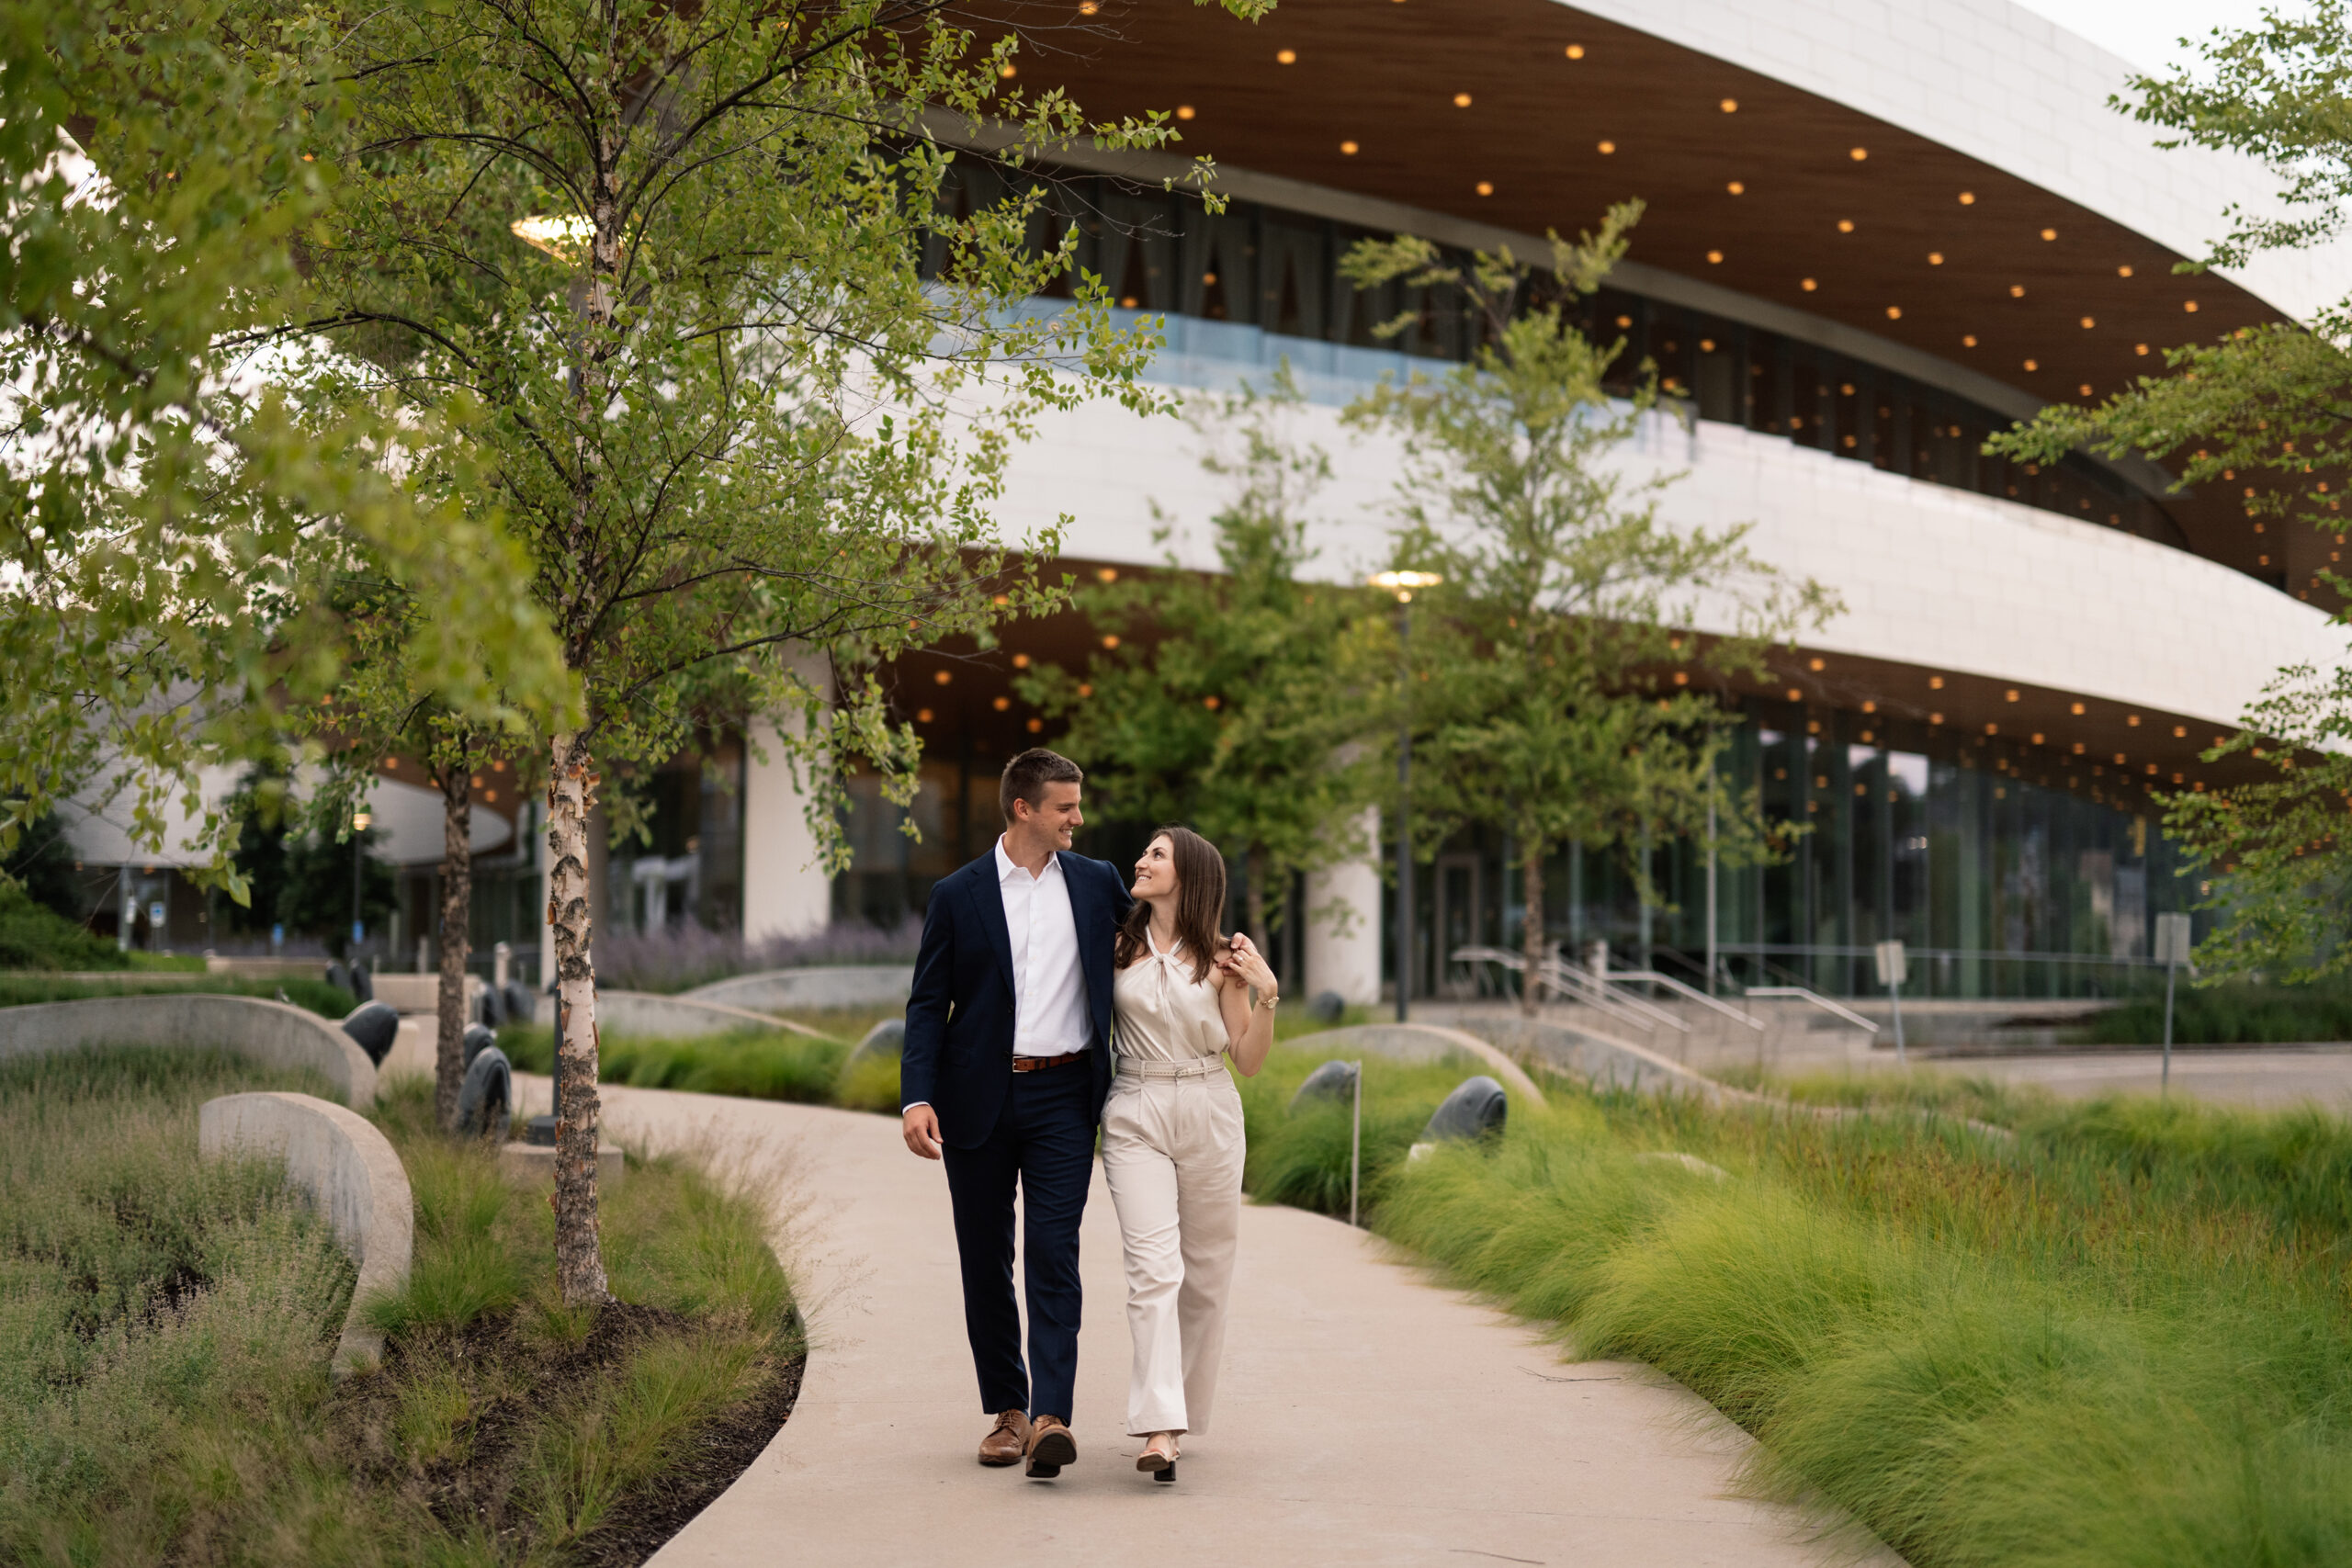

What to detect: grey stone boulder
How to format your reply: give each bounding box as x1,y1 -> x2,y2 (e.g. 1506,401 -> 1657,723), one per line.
502,981 -> 537,1026
1421,1075 -> 1508,1144
1289,1058 -> 1360,1111
1306,990 -> 1347,1024
846,1018 -> 906,1070
340,1001 -> 401,1067
462,1021 -> 497,1069
458,1045 -> 513,1140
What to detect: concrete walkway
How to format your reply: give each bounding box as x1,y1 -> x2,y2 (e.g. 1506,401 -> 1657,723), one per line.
1945,1046 -> 2352,1110
506,1077 -> 1898,1568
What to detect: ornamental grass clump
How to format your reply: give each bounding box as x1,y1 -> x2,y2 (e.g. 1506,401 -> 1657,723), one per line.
2,1049 -> 802,1566
1363,1075 -> 2352,1568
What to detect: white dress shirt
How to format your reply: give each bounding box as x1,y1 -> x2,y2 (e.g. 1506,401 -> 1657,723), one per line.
998,838 -> 1090,1057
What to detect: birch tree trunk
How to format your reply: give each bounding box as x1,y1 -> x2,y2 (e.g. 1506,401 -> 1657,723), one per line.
547,728 -> 610,1304
435,742 -> 472,1130
1520,838 -> 1546,1018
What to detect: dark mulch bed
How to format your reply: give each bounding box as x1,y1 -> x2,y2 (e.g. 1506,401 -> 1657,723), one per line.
333,1301 -> 805,1565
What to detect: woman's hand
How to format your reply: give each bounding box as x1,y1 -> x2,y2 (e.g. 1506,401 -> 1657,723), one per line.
1221,933 -> 1278,998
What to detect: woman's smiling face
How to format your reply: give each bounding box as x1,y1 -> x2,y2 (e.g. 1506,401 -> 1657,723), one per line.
1132,833 -> 1179,900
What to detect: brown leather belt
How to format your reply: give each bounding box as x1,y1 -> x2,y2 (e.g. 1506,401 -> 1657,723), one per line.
1010,1051 -> 1089,1074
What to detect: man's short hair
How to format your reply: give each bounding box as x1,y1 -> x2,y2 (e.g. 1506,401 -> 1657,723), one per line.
1001,748 -> 1083,823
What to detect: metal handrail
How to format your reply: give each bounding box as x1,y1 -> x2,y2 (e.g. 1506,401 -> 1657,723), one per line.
1745,986 -> 1881,1032
1453,946 -> 1666,1033
1606,968 -> 1765,1030
1543,957 -> 1690,1032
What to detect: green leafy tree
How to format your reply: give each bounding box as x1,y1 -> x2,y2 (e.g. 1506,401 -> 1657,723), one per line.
1340,208 -> 1838,1010
1022,367 -> 1385,956
257,0 -> 1263,1301
0,2 -> 571,899
1990,1 -> 2352,977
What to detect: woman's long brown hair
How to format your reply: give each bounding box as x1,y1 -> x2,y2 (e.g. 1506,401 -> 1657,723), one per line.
1115,825 -> 1227,984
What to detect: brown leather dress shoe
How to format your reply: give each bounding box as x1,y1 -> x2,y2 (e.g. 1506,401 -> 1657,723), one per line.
1025,1415 -> 1077,1478
978,1408 -> 1032,1466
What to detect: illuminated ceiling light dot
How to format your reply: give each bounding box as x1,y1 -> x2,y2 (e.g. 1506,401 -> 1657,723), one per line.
1837,218 -> 1855,232
1476,180 -> 1494,196
933,668 -> 953,684
991,696 -> 1010,712
2009,284 -> 2025,298
1849,146 -> 1868,161
1079,0 -> 1098,12
2135,343 -> 2151,355
1726,180 -> 1746,195
1566,42 -> 1585,58
1175,105 -> 1195,119
1275,48 -> 1295,63
2080,315 -> 2095,328
2023,358 -> 2039,371
1928,251 -> 1944,265
1453,92 -> 1473,107
2184,299 -> 2199,312
1700,337 -> 1716,351
1959,191 -> 1976,204
1931,712 -> 1945,725
1597,139 -> 1616,153
1787,688 -> 1803,701
998,63 -> 1016,78
1885,305 -> 1902,319
2078,383 -> 2094,397
917,708 -> 933,723
1340,140 -> 1358,153
1706,249 -> 1724,264
1809,657 -> 1826,671
1801,277 -> 1818,291
1615,314 -> 1632,328
2118,265 -> 2134,277
2040,227 -> 2058,241
2005,689 -> 2020,702
1720,97 -> 1738,112
1929,676 -> 1945,689
1962,333 -> 1978,347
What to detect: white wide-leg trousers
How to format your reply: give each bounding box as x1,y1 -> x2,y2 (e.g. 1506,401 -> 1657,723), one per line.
1100,1057 -> 1246,1437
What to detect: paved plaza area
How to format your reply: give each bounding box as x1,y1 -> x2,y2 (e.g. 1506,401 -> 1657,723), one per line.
1934,1046 -> 2352,1110
509,1077 -> 1898,1568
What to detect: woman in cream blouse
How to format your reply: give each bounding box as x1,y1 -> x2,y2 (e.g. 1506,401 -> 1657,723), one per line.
1102,824 -> 1279,1483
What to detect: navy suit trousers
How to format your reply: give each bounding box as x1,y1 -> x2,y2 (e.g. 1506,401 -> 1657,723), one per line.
942,1063 -> 1095,1421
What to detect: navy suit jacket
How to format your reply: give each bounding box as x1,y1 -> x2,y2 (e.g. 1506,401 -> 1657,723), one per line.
899,847 -> 1131,1150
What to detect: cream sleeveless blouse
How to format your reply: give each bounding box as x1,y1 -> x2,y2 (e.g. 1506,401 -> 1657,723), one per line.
1113,933 -> 1227,1062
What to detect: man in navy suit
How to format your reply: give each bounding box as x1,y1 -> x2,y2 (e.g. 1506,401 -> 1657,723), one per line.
899,748 -> 1130,1478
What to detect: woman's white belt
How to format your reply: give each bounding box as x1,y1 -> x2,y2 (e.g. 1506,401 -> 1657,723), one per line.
1115,1055 -> 1226,1080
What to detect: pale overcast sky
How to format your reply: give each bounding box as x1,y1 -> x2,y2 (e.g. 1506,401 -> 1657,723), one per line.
2010,0 -> 2304,74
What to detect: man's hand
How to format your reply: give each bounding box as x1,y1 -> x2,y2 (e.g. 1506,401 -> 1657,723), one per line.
902,1104 -> 944,1159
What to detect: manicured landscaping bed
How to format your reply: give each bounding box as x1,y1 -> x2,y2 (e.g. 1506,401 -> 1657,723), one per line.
0,972 -> 357,1017
1243,1039 -> 2352,1567
1,1046 -> 800,1566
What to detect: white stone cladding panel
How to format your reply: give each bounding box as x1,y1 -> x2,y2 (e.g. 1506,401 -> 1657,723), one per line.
989,392 -> 2343,734
1553,0 -> 2352,323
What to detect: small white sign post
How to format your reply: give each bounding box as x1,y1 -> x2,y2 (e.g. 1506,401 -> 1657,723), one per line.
1874,940 -> 1909,1066
2154,913 -> 2195,1098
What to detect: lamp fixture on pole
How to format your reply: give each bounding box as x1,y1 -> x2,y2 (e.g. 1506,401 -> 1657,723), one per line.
350,809 -> 373,956
1370,571 -> 1442,1021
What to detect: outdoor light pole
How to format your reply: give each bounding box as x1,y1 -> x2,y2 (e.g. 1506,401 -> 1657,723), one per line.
1372,571 -> 1442,1021
351,809 -> 372,959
